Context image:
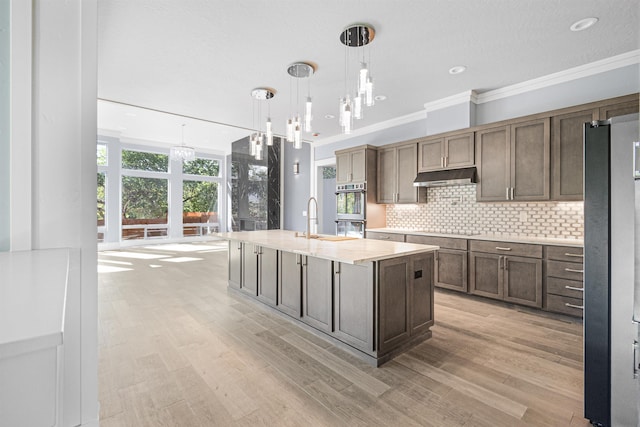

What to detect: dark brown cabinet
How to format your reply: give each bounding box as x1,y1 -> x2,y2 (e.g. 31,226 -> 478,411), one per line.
228,240 -> 242,289
333,262 -> 374,352
301,256 -> 333,333
476,118 -> 550,201
544,245 -> 584,317
418,132 -> 474,172
378,253 -> 434,354
469,240 -> 542,308
378,143 -> 426,204
405,234 -> 468,293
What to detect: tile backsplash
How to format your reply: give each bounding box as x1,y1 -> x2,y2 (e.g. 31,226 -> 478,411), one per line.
385,185 -> 583,239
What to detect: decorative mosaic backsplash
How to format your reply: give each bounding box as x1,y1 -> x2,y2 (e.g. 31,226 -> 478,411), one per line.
385,185 -> 584,239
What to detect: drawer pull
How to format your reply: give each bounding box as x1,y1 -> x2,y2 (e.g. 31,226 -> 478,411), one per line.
564,253 -> 584,258
564,268 -> 584,273
379,236 -> 390,240
565,303 -> 584,310
496,247 -> 512,251
564,285 -> 584,292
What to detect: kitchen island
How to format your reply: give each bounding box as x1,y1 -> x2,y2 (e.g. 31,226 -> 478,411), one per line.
216,230 -> 439,366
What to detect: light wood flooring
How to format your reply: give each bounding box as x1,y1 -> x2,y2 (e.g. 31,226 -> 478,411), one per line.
98,241 -> 589,426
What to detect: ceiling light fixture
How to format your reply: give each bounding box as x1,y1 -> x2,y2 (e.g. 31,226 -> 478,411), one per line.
374,95 -> 387,101
287,62 -> 315,149
448,65 -> 467,75
250,87 -> 275,160
339,24 -> 376,134
570,17 -> 598,32
170,123 -> 196,162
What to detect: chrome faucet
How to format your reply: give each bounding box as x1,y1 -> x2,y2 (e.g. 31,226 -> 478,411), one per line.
306,196 -> 318,239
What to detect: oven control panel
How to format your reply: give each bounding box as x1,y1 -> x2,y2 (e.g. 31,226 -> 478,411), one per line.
336,182 -> 366,192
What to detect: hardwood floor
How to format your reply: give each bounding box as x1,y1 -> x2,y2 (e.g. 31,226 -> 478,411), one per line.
98,241 -> 589,426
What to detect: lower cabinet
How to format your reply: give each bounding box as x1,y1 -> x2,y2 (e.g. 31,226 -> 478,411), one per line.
228,240 -> 242,289
241,243 -> 258,296
378,253 -> 434,355
405,235 -> 468,293
301,256 -> 333,333
333,262 -> 374,352
544,246 -> 584,317
469,240 -> 542,308
257,247 -> 278,307
278,251 -> 302,318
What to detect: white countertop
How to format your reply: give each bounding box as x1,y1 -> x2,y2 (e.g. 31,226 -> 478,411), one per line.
0,249 -> 71,359
368,228 -> 583,247
216,230 -> 438,264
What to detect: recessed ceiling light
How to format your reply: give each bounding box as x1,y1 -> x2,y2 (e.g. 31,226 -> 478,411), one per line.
125,112 -> 137,117
570,17 -> 598,32
449,65 -> 467,75
374,95 -> 387,101
325,114 -> 335,119
312,132 -> 320,137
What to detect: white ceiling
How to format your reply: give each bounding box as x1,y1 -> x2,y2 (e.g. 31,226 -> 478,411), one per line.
97,0 -> 639,154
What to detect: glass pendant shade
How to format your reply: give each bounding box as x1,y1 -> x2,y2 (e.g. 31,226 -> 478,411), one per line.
354,94 -> 362,119
255,140 -> 263,160
266,118 -> 273,146
170,145 -> 196,162
286,118 -> 293,142
359,63 -> 368,95
249,134 -> 257,156
304,97 -> 312,132
343,103 -> 352,134
365,77 -> 374,107
293,123 -> 302,149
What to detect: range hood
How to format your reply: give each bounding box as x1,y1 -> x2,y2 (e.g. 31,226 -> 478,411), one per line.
413,167 -> 477,187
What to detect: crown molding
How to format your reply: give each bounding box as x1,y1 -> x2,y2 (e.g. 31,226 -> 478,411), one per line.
476,49 -> 640,104
423,90 -> 479,111
314,109 -> 427,146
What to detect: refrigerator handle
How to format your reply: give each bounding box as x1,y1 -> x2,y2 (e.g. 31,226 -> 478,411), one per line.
633,341 -> 639,379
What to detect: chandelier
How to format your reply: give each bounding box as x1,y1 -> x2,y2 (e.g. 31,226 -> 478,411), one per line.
339,24 -> 376,134
286,62 -> 315,149
170,124 -> 196,162
250,88 -> 275,160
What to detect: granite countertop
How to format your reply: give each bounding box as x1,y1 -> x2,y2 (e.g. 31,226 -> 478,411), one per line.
367,228 -> 583,247
215,230 -> 438,264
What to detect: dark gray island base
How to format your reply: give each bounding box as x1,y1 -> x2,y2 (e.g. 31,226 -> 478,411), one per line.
219,230 -> 438,366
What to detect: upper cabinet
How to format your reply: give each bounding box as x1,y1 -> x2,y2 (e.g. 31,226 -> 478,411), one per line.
476,118 -> 550,202
335,146 -> 375,184
551,109 -> 598,201
418,132 -> 474,172
598,98 -> 639,120
378,143 -> 426,204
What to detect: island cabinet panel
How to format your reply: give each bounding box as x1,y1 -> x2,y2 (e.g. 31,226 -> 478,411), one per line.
257,247 -> 278,307
228,240 -> 242,289
278,251 -> 302,318
378,257 -> 410,354
503,255 -> 542,308
409,253 -> 435,337
378,252 -> 434,355
241,243 -> 259,296
301,256 -> 333,333
333,262 -> 374,352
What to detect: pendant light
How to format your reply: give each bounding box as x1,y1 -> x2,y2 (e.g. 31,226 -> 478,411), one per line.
287,62 -> 315,149
250,87 -> 275,160
170,124 -> 196,162
339,24 -> 376,133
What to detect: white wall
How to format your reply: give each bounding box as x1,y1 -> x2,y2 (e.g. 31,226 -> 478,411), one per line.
0,0 -> 8,251
283,140 -> 311,232
9,0 -> 99,425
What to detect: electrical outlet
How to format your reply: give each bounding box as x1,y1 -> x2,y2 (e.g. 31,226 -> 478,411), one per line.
519,211 -> 528,222
302,210 -> 307,217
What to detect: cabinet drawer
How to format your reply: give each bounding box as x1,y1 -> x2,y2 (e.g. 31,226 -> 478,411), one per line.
546,277 -> 584,299
546,294 -> 583,317
366,231 -> 405,242
545,245 -> 584,262
406,235 -> 467,250
546,260 -> 584,281
469,240 -> 542,258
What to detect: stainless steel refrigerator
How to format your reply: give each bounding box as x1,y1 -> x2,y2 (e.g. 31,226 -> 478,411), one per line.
584,113 -> 639,427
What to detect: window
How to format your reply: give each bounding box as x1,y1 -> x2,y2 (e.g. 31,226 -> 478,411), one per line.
183,181 -> 219,236
183,158 -> 220,177
121,149 -> 168,172
121,176 -> 168,240
97,172 -> 106,242
97,144 -> 108,166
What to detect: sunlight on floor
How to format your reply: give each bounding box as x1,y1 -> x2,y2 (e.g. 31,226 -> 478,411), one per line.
159,257 -> 203,263
101,251 -> 170,260
97,265 -> 133,273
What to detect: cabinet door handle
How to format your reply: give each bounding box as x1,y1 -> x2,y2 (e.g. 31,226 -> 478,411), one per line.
444,156 -> 448,167
302,256 -> 308,266
564,253 -> 584,258
504,257 -> 509,271
565,285 -> 584,292
565,303 -> 584,310
506,187 -> 510,200
296,254 -> 301,265
496,247 -> 512,251
335,263 -> 340,275
441,157 -> 444,168
510,187 -> 514,200
564,268 -> 584,273
237,242 -> 242,250
633,341 -> 639,379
